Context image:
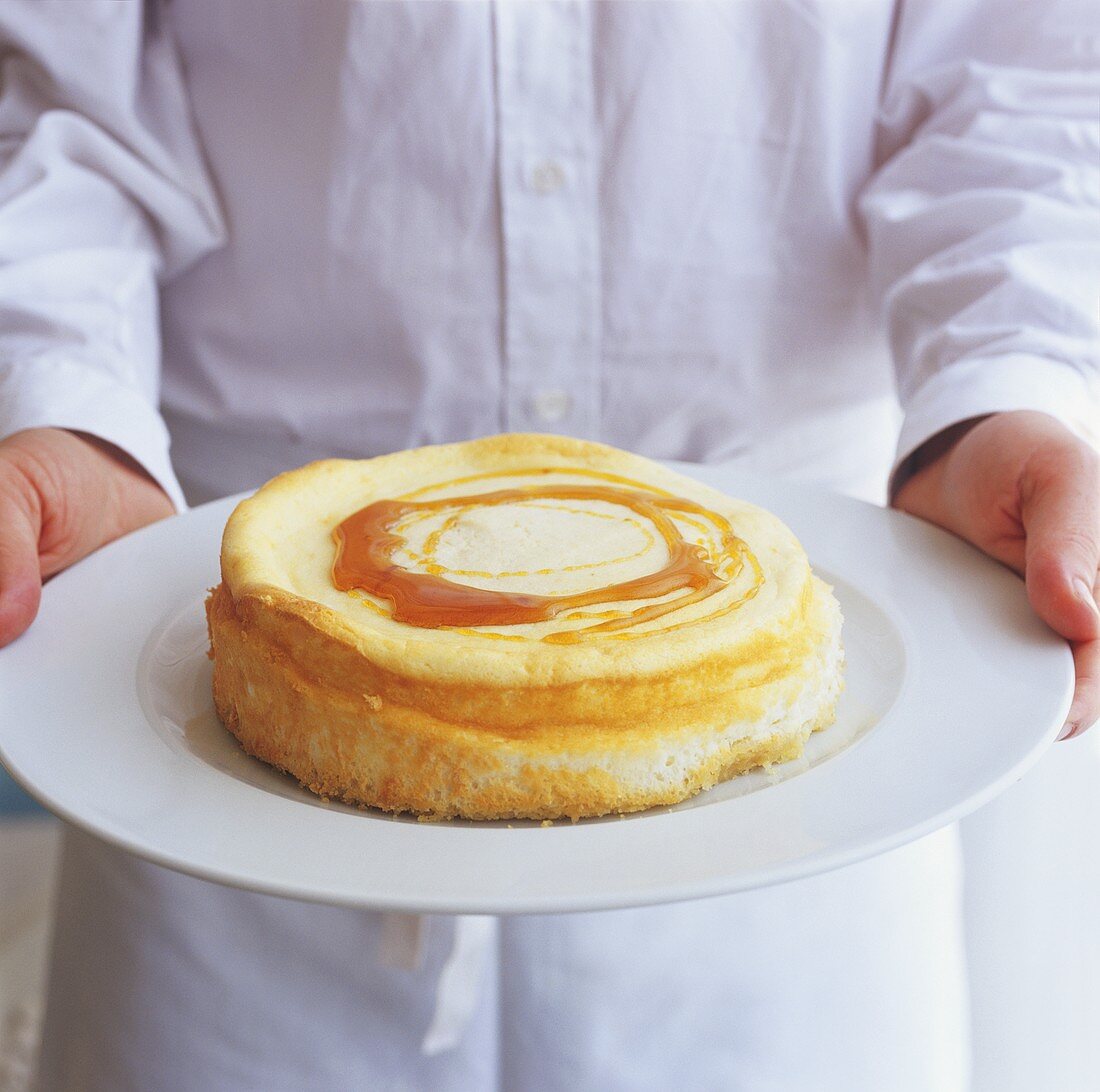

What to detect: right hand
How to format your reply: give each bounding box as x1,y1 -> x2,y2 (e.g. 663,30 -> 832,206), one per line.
0,427 -> 175,646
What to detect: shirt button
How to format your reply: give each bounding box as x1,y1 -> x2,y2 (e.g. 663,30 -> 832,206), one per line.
531,388 -> 572,424
529,159 -> 566,195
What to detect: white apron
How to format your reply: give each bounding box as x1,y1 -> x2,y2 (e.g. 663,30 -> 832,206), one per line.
35,399 -> 974,1092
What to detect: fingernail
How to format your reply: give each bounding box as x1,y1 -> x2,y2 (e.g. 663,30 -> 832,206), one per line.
1073,577 -> 1100,621
1058,719 -> 1078,742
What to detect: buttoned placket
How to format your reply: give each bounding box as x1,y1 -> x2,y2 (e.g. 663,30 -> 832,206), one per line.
382,7 -> 604,1054
492,0 -> 601,437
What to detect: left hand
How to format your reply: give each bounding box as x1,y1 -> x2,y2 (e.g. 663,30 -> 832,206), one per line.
893,410 -> 1099,740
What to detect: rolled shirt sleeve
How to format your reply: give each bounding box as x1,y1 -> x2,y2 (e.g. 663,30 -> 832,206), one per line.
0,0 -> 224,511
859,0 -> 1100,489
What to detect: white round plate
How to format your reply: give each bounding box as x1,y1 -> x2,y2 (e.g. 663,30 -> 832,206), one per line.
0,466 -> 1073,914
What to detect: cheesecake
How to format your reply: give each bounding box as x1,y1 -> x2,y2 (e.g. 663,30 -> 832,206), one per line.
206,433 -> 843,820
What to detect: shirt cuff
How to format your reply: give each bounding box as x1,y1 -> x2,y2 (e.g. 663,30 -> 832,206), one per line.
0,358 -> 186,513
890,355 -> 1100,500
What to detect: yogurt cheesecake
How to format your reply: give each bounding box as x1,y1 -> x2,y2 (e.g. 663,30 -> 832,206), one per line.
206,433 -> 843,820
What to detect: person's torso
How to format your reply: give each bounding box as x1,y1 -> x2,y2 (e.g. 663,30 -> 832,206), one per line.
158,0 -> 899,499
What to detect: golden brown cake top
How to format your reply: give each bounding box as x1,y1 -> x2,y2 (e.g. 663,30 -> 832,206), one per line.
220,433 -> 816,685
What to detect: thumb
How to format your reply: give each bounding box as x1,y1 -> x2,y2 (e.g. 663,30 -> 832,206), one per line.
1022,448 -> 1100,642
0,500 -> 42,647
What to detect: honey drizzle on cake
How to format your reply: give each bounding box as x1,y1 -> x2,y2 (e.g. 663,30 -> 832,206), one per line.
332,470 -> 764,643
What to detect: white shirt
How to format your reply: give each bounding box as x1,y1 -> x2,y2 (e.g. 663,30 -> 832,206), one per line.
0,0 -> 1096,510
2,3 -> 1100,1090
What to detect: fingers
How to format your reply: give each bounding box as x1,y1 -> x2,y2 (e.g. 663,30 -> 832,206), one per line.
1021,445 -> 1100,644
1022,445 -> 1100,742
1060,636 -> 1100,741
889,412 -> 1097,740
0,429 -> 177,647
0,499 -> 42,647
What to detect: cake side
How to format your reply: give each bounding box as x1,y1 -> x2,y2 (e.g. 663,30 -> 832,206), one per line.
206,575 -> 843,820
